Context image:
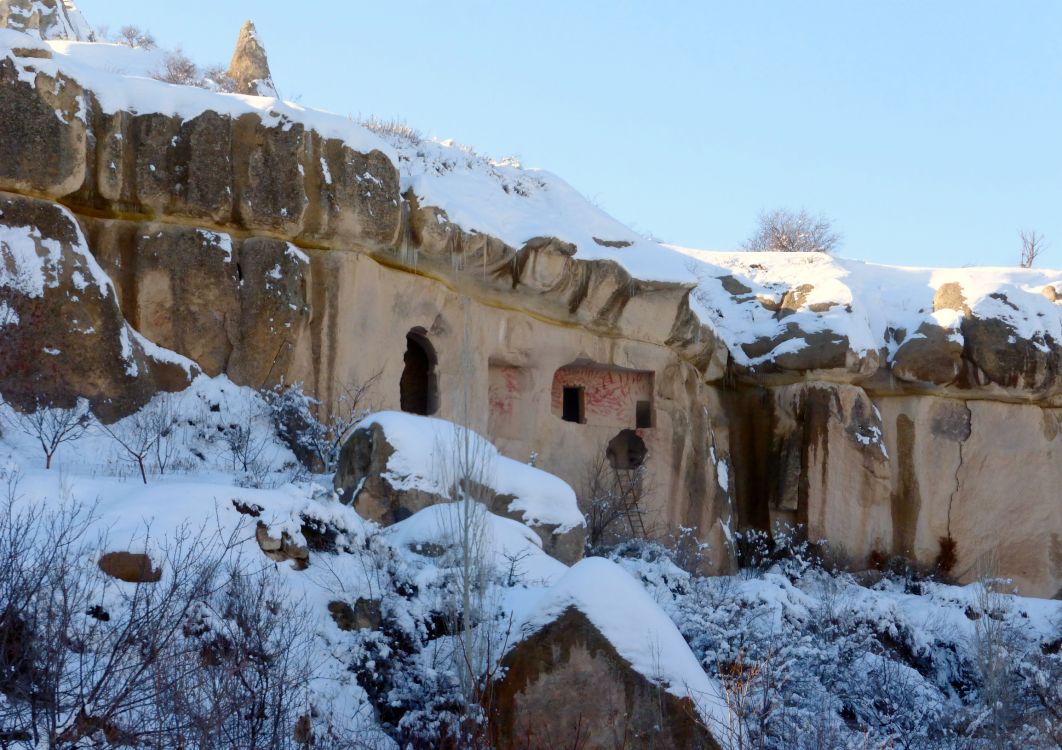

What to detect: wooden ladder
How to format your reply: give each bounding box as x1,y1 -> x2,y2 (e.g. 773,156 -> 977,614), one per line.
614,468 -> 647,538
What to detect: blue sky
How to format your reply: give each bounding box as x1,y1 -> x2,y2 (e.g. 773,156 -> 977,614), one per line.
78,1 -> 1061,268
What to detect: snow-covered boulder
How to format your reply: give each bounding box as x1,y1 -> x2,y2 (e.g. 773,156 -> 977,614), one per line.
493,557 -> 725,749
334,411 -> 586,564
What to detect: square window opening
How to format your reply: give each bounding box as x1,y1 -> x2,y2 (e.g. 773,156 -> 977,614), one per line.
562,386 -> 584,423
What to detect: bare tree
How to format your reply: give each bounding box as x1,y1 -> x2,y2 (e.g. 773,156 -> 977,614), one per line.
436,302 -> 495,703
153,49 -> 199,86
1019,230 -> 1047,268
222,404 -> 272,478
115,25 -> 156,49
97,395 -> 179,484
7,399 -> 93,469
742,209 -> 840,254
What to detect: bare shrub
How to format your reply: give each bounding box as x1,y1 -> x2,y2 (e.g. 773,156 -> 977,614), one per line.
0,489 -> 324,749
969,560 -> 1016,746
357,116 -> 424,147
0,497 -> 237,747
222,404 -> 272,479
581,453 -> 650,552
154,565 -> 316,749
742,208 -> 840,254
115,24 -> 156,49
5,399 -> 93,469
153,48 -> 199,86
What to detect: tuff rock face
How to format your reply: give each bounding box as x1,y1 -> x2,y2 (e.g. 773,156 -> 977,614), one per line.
0,23 -> 1058,598
227,20 -> 277,97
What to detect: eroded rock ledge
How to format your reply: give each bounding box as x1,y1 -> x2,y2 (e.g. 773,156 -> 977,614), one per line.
0,45 -> 726,383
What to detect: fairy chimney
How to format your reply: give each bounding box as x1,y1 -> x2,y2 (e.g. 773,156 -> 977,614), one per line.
227,20 -> 277,97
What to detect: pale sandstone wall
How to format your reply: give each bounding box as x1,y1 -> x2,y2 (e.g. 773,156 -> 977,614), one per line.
280,249 -> 732,549
0,41 -> 1057,595
729,380 -> 1062,597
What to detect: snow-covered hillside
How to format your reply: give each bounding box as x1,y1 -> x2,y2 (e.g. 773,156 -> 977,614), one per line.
0,376 -> 727,746
1,376 -> 1059,748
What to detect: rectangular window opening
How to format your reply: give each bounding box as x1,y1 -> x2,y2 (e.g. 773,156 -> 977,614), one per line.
562,386 -> 584,424
635,400 -> 653,429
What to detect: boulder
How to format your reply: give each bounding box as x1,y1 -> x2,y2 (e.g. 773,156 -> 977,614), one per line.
891,322 -> 963,385
97,551 -> 161,583
255,522 -> 309,570
328,598 -> 382,631
961,315 -> 1059,393
933,282 -> 971,315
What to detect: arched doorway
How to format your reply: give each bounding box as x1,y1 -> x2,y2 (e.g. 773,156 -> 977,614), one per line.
606,429 -> 647,470
400,328 -> 438,415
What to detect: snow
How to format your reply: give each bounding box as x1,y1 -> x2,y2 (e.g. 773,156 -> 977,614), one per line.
0,373 -> 1058,747
387,503 -> 569,586
392,138 -> 699,285
671,246 -> 1062,367
359,411 -> 584,533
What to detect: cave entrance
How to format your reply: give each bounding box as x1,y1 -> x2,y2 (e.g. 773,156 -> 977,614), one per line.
400,328 -> 438,416
606,429 -> 647,470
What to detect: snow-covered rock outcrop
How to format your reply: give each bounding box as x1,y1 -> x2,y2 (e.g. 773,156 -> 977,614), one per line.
335,411 -> 586,563
0,8 -> 1058,603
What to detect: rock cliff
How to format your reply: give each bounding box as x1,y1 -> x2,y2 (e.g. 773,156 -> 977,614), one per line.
0,20 -> 1058,599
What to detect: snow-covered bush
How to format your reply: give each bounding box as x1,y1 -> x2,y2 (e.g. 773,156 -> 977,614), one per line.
263,375 -> 378,474
610,544 -> 1062,750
